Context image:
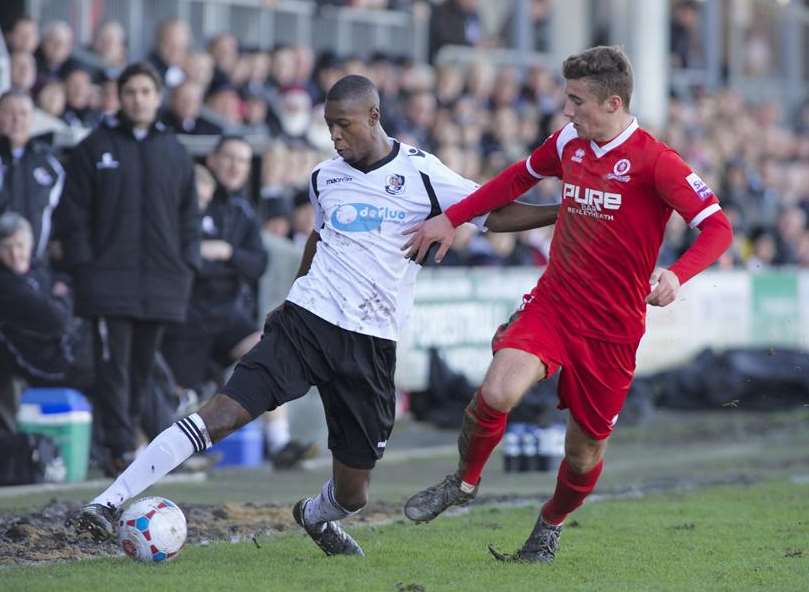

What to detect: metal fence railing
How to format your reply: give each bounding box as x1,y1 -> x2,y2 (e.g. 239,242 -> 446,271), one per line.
25,0 -> 426,62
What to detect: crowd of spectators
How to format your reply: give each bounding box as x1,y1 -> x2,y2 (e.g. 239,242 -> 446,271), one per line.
6,5 -> 807,273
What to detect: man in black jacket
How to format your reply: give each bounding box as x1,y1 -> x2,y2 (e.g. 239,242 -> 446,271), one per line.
0,90 -> 65,267
57,62 -> 201,475
162,135 -> 266,392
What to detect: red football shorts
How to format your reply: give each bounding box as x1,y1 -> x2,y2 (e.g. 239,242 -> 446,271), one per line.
492,292 -> 638,440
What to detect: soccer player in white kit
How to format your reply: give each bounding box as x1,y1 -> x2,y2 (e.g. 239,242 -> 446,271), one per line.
73,75 -> 559,556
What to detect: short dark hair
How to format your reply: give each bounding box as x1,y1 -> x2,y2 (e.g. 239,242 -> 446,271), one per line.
326,74 -> 378,103
213,134 -> 251,154
117,61 -> 162,95
562,46 -> 633,109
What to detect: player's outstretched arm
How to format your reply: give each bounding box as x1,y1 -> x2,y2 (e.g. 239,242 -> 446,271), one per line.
485,203 -> 559,233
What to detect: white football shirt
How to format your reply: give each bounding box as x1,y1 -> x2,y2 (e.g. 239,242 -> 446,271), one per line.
286,140 -> 485,341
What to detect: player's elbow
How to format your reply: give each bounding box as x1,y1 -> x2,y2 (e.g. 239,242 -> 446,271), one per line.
703,210 -> 734,252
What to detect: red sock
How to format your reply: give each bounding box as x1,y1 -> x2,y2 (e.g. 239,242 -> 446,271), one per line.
541,458 -> 604,525
457,391 -> 508,486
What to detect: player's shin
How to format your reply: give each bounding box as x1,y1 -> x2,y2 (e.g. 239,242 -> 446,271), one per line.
457,391 -> 508,490
541,458 -> 604,525
91,414 -> 212,509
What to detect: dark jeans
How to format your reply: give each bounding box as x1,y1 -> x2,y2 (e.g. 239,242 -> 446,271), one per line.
91,317 -> 164,457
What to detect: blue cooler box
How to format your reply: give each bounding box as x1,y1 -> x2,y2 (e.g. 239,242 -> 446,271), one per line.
208,420 -> 263,467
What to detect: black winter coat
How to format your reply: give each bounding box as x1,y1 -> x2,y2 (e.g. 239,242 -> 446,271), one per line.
193,186 -> 268,314
57,113 -> 201,322
0,136 -> 64,263
0,266 -> 71,382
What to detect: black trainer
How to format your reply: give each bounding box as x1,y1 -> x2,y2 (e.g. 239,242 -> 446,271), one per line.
488,516 -> 562,563
70,503 -> 118,541
403,474 -> 478,523
292,498 -> 365,557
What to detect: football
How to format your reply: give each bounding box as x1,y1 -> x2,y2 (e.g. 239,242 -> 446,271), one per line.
117,497 -> 187,563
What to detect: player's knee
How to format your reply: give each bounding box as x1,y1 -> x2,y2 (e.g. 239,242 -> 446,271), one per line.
479,380 -> 519,412
565,441 -> 605,474
198,394 -> 253,444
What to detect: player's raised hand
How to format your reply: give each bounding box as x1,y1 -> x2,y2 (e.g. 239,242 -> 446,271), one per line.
646,268 -> 680,307
402,213 -> 457,264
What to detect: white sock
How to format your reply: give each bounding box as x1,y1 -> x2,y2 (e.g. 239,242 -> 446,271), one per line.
303,480 -> 361,528
91,414 -> 211,508
265,417 -> 291,455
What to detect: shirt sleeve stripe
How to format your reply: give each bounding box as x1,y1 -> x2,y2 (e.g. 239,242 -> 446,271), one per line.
689,203 -> 721,229
525,157 -> 543,180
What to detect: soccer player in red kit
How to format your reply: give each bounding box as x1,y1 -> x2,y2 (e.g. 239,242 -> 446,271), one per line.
402,46 -> 734,562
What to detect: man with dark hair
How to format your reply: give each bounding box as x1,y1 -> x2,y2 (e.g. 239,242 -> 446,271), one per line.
0,90 -> 64,267
402,45 -> 734,563
72,74 -> 558,555
56,60 -> 200,477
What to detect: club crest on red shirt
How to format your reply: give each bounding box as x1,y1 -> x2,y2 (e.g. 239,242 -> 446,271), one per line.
607,158 -> 631,182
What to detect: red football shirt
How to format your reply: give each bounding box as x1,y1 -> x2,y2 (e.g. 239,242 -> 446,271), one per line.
450,119 -> 722,344
528,119 -> 721,343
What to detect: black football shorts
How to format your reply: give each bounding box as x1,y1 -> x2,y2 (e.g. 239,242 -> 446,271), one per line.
222,301 -> 397,469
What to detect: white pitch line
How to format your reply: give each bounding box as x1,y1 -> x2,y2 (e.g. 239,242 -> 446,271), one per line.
0,472 -> 207,498
301,444 -> 458,470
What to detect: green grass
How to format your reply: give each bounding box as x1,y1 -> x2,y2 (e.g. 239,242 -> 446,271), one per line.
4,479 -> 808,592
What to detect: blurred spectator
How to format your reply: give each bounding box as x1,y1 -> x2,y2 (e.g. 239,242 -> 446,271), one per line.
289,190 -> 315,246
746,227 -> 777,271
500,0 -> 551,52
10,51 -> 37,94
397,90 -> 437,150
670,0 -> 703,68
241,90 -> 271,137
90,21 -> 128,80
98,76 -> 120,115
148,18 -> 191,89
62,67 -> 102,129
429,0 -> 484,62
205,84 -> 243,128
35,80 -> 66,118
0,213 -> 71,433
5,17 -> 39,54
183,51 -> 215,91
208,33 -> 240,90
277,89 -> 312,140
260,196 -> 292,237
56,62 -> 200,476
164,81 -> 222,135
0,90 -> 65,267
35,21 -> 79,87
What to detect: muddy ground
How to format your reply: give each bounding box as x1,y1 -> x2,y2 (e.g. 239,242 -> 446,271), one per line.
0,498 -> 407,565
